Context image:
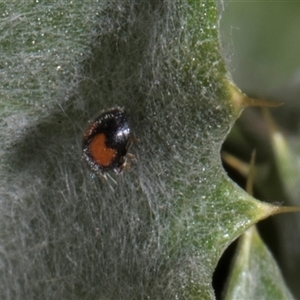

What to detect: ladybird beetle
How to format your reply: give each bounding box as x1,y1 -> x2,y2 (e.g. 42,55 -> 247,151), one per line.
82,107 -> 132,175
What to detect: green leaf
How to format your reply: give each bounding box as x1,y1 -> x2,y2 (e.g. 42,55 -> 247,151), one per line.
0,1 -> 281,299
224,226 -> 294,300
259,111 -> 300,298
220,2 -> 300,298
268,114 -> 300,202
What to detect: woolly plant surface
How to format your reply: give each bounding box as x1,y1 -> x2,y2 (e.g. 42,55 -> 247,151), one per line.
0,1 -> 285,299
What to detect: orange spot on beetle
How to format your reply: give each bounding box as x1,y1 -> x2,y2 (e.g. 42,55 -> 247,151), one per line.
89,133 -> 116,167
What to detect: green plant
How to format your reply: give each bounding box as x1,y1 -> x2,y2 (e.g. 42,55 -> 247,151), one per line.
0,1 -> 299,299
